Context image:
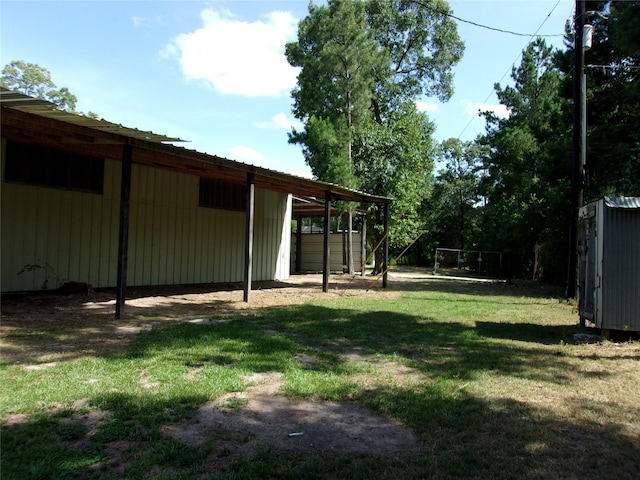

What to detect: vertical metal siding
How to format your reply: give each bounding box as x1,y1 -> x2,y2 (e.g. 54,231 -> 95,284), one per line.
1,144 -> 121,291
291,233 -> 363,272
2,146 -> 292,291
601,205 -> 640,330
252,189 -> 291,281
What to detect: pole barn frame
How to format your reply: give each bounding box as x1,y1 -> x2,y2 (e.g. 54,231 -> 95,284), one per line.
1,89 -> 392,316
115,144 -> 132,320
243,172 -> 256,302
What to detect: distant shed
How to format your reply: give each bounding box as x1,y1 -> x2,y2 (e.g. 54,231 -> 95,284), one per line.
577,197 -> 640,331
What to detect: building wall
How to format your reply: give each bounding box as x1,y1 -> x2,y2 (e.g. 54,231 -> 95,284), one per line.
291,232 -> 363,273
1,139 -> 291,292
601,202 -> 640,330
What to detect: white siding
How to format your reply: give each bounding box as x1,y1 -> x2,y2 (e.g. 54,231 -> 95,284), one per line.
252,189 -> 291,281
291,232 -> 363,273
1,141 -> 120,291
1,143 -> 291,292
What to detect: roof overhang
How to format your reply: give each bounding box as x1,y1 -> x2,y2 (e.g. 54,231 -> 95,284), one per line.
1,88 -> 391,205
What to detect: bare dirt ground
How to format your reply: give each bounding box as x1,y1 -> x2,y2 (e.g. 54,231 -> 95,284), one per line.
1,272 -> 422,462
1,272 -> 402,365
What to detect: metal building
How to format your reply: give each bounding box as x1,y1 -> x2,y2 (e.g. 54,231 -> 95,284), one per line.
577,197 -> 640,331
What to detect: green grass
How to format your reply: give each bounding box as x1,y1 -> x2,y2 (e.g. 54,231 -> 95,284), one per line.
2,280 -> 639,479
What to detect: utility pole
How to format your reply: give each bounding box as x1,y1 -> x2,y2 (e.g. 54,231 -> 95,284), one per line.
566,0 -> 586,299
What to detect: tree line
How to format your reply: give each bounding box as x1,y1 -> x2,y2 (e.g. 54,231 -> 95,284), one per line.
422,0 -> 638,284
286,0 -> 638,285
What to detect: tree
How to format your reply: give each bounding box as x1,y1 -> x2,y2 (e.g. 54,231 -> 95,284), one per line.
477,38 -> 571,282
354,101 -> 436,269
424,138 -> 483,252
1,60 -> 77,112
365,0 -> 464,112
576,1 -> 640,200
287,0 -> 386,273
286,0 -> 463,273
286,0 -> 381,189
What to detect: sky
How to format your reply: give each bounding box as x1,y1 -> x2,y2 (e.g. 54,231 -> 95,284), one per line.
1,0 -> 575,178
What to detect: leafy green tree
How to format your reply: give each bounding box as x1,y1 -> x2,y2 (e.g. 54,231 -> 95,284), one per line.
287,0 -> 386,272
286,0 -> 380,189
286,0 -> 463,273
424,138 -> 484,253
579,0 -> 640,199
354,101 -> 435,268
1,60 -> 77,112
365,0 -> 464,112
477,38 -> 571,282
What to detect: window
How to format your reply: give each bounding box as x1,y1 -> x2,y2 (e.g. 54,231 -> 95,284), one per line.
5,141 -> 104,194
199,177 -> 246,211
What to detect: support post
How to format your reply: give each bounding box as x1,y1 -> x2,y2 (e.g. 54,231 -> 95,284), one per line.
322,191 -> 331,292
243,173 -> 255,302
115,144 -> 133,319
382,202 -> 389,288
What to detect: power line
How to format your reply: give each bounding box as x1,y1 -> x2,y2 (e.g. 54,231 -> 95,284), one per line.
410,0 -> 565,38
447,11 -> 564,38
454,0 -> 566,141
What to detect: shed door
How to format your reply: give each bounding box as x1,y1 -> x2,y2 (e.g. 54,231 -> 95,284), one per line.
578,208 -> 597,321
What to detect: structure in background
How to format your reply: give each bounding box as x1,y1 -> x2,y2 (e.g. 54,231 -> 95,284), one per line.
577,197 -> 640,332
432,247 -> 509,278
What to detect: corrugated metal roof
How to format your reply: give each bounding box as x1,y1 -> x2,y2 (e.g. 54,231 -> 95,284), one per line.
1,88 -> 392,205
604,197 -> 640,209
0,87 -> 185,144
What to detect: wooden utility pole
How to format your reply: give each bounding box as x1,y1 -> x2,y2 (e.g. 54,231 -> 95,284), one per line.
567,0 -> 586,299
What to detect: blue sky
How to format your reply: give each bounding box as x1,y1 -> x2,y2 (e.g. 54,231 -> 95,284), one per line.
1,1 -> 573,178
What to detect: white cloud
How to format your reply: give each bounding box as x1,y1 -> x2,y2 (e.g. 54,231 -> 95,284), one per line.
463,101 -> 509,119
133,14 -> 166,28
229,145 -> 265,164
164,8 -> 299,97
415,100 -> 439,112
257,112 -> 301,130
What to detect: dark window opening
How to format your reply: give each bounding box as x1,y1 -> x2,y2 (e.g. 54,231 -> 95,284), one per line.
5,141 -> 104,194
199,177 -> 246,211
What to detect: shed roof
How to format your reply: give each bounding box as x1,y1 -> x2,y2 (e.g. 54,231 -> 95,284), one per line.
1,88 -> 391,205
603,197 -> 640,209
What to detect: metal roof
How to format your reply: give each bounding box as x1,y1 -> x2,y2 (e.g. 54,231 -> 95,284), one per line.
0,87 -> 185,144
1,88 -> 391,205
604,197 -> 640,209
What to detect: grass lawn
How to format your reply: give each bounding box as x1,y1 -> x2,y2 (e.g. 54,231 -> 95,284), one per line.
1,279 -> 639,479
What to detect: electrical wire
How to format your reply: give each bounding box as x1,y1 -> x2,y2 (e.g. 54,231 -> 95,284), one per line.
410,0 -> 565,38
446,11 -> 564,38
454,0 -> 567,141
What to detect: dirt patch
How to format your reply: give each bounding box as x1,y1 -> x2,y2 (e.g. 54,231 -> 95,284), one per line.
164,371 -> 418,459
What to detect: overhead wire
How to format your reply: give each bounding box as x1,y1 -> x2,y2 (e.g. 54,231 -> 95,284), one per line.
453,0 -> 568,141
410,0 -> 566,38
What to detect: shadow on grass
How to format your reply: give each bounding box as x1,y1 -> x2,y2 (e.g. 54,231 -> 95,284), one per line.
3,383 -> 638,479
123,303 -> 609,388
1,393 -> 211,480
474,321 -> 574,345
3,299 -> 639,479
357,384 -> 640,479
